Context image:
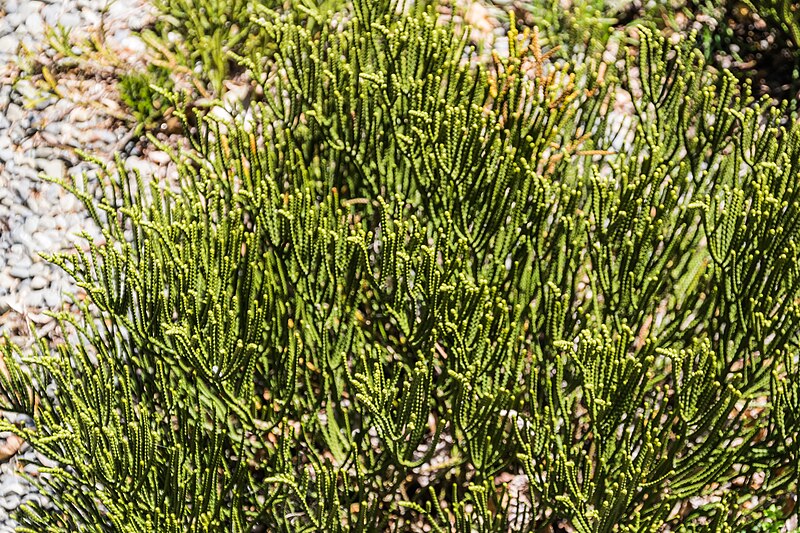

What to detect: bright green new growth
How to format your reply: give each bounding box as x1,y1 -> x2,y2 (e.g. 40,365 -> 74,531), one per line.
1,1 -> 799,530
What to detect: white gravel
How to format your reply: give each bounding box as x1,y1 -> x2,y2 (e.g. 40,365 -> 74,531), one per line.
0,0 -> 158,529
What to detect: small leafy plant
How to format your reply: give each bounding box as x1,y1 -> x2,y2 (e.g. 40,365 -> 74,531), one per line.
118,66 -> 174,134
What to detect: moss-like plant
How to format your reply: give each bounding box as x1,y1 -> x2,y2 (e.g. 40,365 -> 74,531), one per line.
118,66 -> 174,134
1,1 -> 799,531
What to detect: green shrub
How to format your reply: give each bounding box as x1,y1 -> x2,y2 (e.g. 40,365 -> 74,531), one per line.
111,0 -> 349,134
1,1 -> 799,531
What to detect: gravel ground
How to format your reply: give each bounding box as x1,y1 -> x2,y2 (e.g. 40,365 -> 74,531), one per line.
0,0 -> 161,528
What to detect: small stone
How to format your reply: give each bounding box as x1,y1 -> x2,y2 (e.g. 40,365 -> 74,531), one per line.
0,36 -> 18,55
4,103 -> 24,122
27,262 -> 45,277
107,0 -> 132,18
84,129 -> 117,144
39,131 -> 59,146
23,214 -> 38,235
22,492 -> 44,508
78,8 -> 100,27
149,150 -> 171,165
41,4 -> 62,26
58,194 -> 77,212
33,231 -> 55,251
37,158 -> 65,178
60,12 -> 82,28
24,290 -> 45,309
25,13 -> 45,35
35,216 -> 55,231
32,96 -> 53,111
69,106 -> 92,122
35,452 -> 57,468
0,494 -> 19,511
25,194 -> 41,214
17,0 -> 44,18
43,289 -> 61,309
29,276 -> 48,290
9,205 -> 32,220
43,122 -> 62,136
11,180 -> 30,202
9,261 -> 33,280
0,480 -> 26,497
4,14 -> 24,30
120,34 -> 145,53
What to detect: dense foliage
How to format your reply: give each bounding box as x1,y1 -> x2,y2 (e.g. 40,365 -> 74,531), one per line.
1,0 -> 799,531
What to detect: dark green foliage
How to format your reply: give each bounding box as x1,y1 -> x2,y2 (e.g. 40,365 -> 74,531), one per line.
118,66 -> 173,134
1,1 -> 799,531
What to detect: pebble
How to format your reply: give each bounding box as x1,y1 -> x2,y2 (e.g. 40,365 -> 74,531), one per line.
17,1 -> 44,19
0,496 -> 19,512
13,80 -> 37,102
29,276 -> 48,290
40,5 -> 81,29
4,15 -> 24,32
25,14 -> 45,36
0,36 -> 18,55
4,103 -> 23,122
43,288 -> 62,308
1,482 -> 27,497
68,106 -> 92,122
149,150 -> 171,164
40,4 -> 62,27
120,35 -> 146,53
36,158 -> 65,178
